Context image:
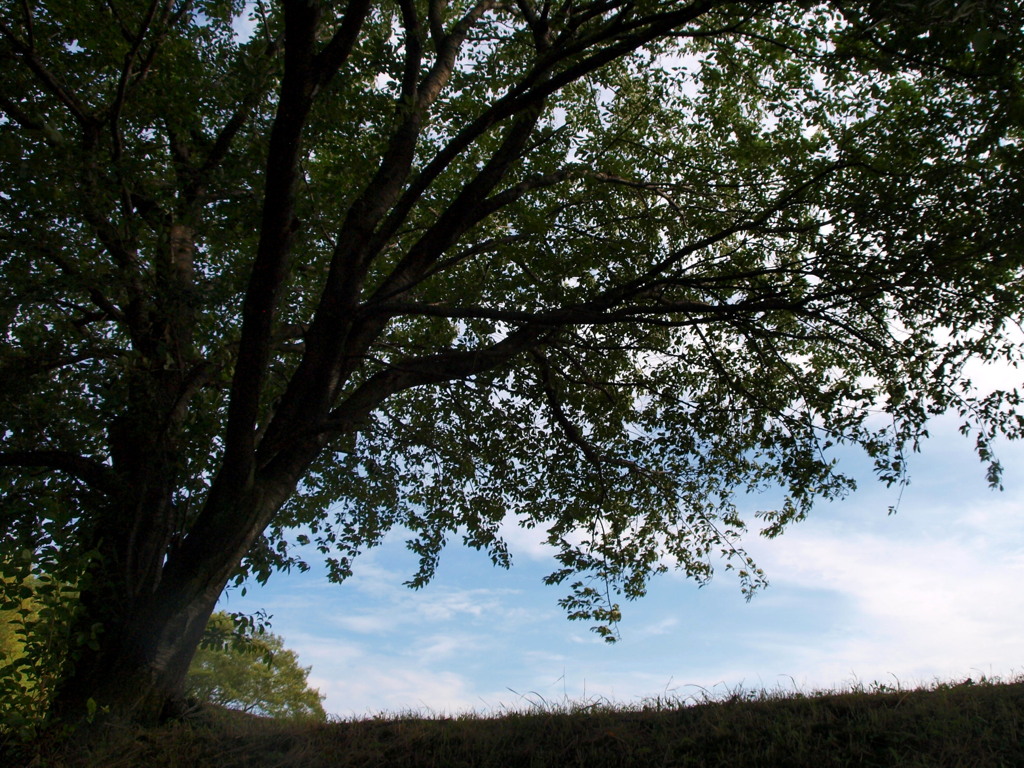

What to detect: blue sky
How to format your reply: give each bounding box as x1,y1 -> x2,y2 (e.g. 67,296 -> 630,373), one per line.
219,397 -> 1024,718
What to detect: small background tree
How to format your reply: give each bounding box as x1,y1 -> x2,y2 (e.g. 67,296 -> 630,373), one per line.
185,612 -> 326,721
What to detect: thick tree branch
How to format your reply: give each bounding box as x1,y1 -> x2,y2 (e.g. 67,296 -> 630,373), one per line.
516,0 -> 552,51
428,0 -> 448,50
0,95 -> 65,145
533,350 -> 603,467
37,244 -> 126,323
202,102 -> 255,174
19,0 -> 34,47
398,0 -> 424,103
0,350 -> 122,383
314,0 -> 373,88
394,234 -> 533,296
104,0 -> 136,43
307,325 -> 553,447
605,161 -> 852,304
0,450 -> 118,496
368,102 -> 546,305
417,0 -> 499,110
359,294 -> 819,327
220,0 -> 324,484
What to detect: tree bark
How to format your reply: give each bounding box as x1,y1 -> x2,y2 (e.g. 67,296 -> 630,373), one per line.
54,454 -> 309,723
54,590 -> 218,724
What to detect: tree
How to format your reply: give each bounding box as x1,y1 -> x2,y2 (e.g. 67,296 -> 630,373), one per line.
186,612 -> 326,720
0,0 -> 1022,723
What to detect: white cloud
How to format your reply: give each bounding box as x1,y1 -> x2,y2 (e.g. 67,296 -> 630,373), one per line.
329,613 -> 401,635
278,624 -> 495,716
328,664 -> 480,717
730,458 -> 1024,690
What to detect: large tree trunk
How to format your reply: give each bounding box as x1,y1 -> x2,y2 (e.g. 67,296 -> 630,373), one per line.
54,465 -> 308,723
54,586 -> 219,724
53,505 -> 232,723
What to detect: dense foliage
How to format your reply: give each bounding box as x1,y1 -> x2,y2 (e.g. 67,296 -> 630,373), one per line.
0,0 -> 1021,720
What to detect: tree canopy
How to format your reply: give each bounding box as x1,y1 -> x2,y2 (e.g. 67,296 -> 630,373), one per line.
0,0 -> 1022,721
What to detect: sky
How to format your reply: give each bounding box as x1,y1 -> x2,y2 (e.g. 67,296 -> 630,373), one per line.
218,398 -> 1024,719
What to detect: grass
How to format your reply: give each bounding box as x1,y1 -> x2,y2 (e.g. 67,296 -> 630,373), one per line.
8,675 -> 1024,767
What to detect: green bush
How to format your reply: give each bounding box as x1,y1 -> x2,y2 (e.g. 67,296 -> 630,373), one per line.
0,548 -> 95,740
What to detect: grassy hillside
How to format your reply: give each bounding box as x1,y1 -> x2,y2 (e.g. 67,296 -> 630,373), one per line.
9,676 -> 1023,767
